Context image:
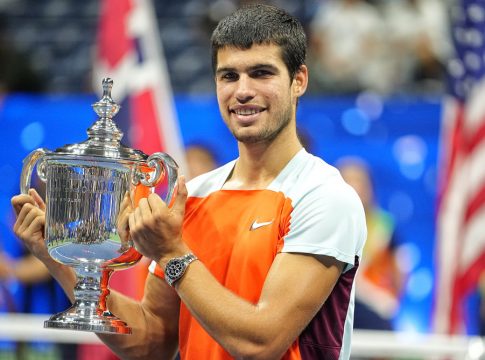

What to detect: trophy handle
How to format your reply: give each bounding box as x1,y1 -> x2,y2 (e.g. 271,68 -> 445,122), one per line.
140,152 -> 179,206
20,148 -> 49,195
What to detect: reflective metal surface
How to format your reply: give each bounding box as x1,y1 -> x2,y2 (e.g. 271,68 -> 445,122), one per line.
45,162 -> 131,266
20,78 -> 178,334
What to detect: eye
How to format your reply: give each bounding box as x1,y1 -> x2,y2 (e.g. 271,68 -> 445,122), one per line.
251,69 -> 273,78
220,72 -> 239,81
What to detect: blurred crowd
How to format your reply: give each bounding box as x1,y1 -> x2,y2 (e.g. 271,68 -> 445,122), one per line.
0,0 -> 452,95
307,0 -> 451,95
200,0 -> 452,95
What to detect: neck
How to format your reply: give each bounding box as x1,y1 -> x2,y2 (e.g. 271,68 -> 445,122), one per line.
223,125 -> 302,190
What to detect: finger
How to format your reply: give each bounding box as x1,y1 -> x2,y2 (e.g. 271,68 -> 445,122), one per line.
171,175 -> 188,217
128,213 -> 137,235
129,188 -> 137,207
118,200 -> 132,220
138,197 -> 153,218
119,192 -> 132,212
117,214 -> 129,232
14,203 -> 36,232
11,195 -> 36,216
134,203 -> 145,225
22,206 -> 44,233
117,199 -> 133,241
118,195 -> 133,219
29,189 -> 46,211
147,193 -> 165,215
27,214 -> 45,236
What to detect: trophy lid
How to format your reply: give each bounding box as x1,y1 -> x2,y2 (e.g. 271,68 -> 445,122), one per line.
53,78 -> 147,162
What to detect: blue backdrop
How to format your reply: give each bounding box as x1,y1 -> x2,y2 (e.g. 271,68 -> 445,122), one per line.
0,93 -> 443,333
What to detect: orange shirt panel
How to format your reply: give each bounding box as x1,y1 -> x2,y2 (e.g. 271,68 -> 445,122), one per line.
179,189 -> 301,360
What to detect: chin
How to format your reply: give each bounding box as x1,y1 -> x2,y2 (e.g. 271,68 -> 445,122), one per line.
236,136 -> 262,144
234,131 -> 277,144
232,130 -> 258,143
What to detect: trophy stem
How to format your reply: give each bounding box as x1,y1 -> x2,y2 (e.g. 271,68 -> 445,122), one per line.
44,265 -> 131,334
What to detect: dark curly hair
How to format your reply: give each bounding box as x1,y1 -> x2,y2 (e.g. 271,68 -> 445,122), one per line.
210,4 -> 307,80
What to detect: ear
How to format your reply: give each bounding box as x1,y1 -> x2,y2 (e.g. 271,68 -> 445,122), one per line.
292,65 -> 308,98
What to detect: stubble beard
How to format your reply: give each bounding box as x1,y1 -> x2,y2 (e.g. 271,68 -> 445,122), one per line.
230,105 -> 293,145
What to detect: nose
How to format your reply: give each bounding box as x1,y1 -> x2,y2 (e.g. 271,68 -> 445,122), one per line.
235,75 -> 256,103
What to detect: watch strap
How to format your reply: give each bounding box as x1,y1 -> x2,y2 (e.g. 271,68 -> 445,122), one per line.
164,253 -> 198,287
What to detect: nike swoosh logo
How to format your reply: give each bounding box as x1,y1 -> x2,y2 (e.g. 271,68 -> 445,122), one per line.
249,220 -> 274,231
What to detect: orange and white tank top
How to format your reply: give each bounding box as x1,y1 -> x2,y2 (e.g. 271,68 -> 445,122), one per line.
150,149 -> 366,360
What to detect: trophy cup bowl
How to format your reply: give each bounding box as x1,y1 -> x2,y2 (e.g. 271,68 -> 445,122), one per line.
19,78 -> 178,334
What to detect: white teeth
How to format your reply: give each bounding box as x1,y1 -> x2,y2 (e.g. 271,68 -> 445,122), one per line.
234,108 -> 260,115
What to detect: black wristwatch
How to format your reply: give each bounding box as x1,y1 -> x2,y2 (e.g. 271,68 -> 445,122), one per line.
164,253 -> 198,287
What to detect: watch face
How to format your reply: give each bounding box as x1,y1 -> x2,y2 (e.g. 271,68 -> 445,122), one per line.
165,254 -> 197,286
166,259 -> 185,280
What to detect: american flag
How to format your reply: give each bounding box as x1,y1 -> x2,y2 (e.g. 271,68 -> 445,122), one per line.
92,0 -> 187,300
434,0 -> 485,334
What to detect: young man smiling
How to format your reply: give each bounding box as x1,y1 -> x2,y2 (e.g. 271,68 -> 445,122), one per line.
12,4 -> 366,360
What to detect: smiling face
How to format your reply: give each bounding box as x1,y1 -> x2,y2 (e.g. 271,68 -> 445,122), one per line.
215,43 -> 307,145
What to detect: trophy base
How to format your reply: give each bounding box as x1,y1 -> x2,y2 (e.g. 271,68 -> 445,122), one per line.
44,304 -> 132,334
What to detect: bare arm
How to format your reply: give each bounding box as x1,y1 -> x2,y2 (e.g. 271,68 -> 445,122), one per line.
175,252 -> 343,359
11,190 -> 180,359
129,177 -> 344,359
97,274 -> 180,360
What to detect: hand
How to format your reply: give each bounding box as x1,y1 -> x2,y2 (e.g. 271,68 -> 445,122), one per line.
117,192 -> 134,252
11,189 -> 50,262
128,176 -> 188,263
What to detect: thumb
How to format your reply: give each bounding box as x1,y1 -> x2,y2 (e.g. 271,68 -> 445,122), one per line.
171,175 -> 188,217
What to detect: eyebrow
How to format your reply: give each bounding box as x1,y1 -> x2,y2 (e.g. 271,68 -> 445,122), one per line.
216,63 -> 280,75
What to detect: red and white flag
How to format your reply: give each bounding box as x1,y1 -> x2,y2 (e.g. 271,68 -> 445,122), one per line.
434,0 -> 485,334
93,0 -> 186,164
92,0 -> 186,300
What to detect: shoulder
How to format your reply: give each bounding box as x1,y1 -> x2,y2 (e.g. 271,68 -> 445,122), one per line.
275,150 -> 361,207
276,151 -> 367,266
186,160 -> 236,198
295,152 -> 364,226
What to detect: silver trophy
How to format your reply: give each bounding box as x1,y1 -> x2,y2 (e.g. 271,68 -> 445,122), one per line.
19,78 -> 178,334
